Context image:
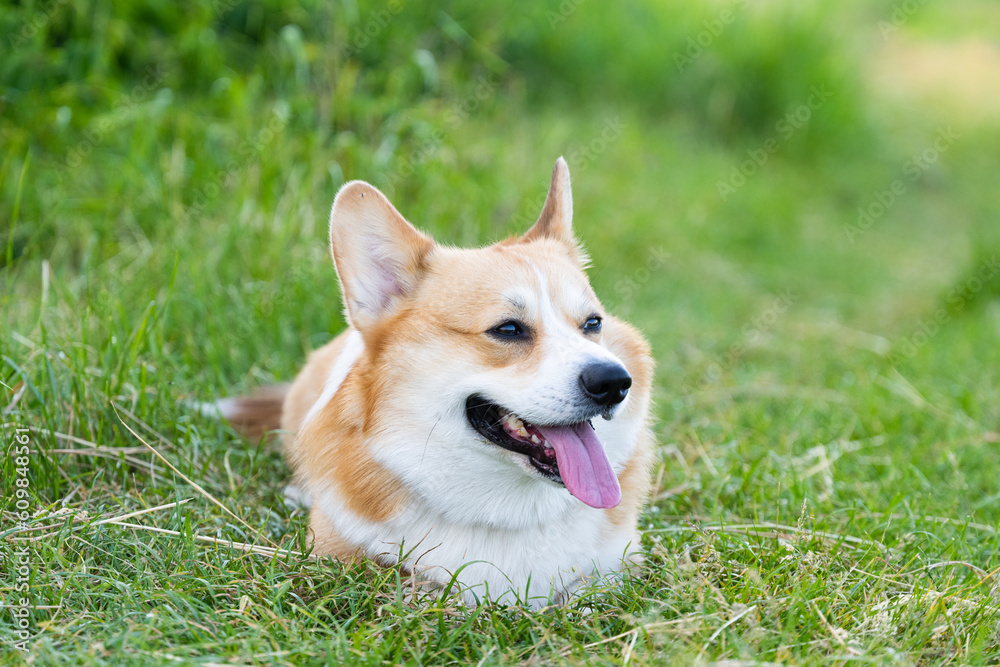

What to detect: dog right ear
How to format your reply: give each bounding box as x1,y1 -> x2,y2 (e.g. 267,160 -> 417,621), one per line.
328,181 -> 435,333
521,157 -> 588,266
523,157 -> 574,247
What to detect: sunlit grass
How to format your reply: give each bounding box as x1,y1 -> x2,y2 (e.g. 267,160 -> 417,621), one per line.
2,0 -> 1000,664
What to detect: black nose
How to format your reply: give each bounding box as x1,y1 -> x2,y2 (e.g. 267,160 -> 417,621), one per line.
579,362 -> 632,407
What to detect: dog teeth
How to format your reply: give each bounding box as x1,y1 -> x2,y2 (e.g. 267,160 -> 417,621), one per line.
503,413 -> 525,431
501,412 -> 548,445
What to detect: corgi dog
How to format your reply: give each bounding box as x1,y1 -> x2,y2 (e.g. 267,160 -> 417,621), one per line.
223,158 -> 655,608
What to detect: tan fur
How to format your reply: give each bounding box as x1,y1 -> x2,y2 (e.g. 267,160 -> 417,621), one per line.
308,508 -> 360,560
598,316 -> 656,532
222,384 -> 288,441
282,245 -> 654,561
225,158 -> 655,606
285,337 -> 412,529
281,334 -> 350,453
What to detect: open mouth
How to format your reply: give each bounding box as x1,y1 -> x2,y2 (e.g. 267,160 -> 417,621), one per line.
465,395 -> 622,509
465,395 -> 561,480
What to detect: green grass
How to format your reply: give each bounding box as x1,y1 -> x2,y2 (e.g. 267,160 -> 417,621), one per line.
3,0 -> 1000,664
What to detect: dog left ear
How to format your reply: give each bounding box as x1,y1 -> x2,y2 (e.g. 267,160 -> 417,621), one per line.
522,157 -> 585,261
328,181 -> 435,333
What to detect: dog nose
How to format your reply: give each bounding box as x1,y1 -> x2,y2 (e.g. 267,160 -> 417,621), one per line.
579,362 -> 632,407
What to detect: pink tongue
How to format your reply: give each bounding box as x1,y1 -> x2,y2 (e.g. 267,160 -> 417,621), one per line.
534,422 -> 621,509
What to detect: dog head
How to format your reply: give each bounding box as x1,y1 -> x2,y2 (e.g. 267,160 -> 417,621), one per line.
328,158 -> 647,525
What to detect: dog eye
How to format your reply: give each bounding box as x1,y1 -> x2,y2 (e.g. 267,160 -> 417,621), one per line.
583,316 -> 602,332
489,320 -> 526,338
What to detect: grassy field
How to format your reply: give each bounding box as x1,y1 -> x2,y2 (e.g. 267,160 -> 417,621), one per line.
3,0 -> 1000,664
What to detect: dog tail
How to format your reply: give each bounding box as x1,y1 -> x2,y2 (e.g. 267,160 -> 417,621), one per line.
195,384 -> 289,441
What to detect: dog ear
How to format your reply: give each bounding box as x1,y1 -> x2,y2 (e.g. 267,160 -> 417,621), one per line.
523,157 -> 575,248
328,181 -> 434,332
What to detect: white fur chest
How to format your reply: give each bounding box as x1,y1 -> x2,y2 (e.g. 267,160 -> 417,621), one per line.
315,487 -> 639,608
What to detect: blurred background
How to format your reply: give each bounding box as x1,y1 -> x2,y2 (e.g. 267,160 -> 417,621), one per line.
1,0 -> 999,555
3,0 -> 1000,660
